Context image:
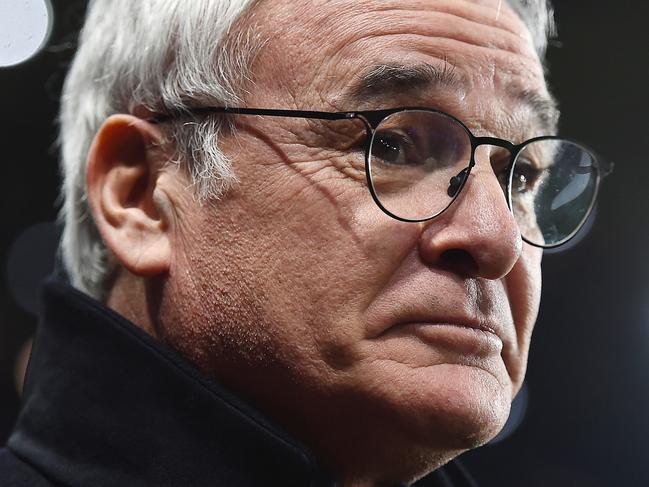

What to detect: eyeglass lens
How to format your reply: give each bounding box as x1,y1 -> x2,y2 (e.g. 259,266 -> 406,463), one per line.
368,110 -> 472,220
367,110 -> 599,248
511,139 -> 598,247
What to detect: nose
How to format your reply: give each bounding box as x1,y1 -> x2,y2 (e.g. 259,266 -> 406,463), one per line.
418,165 -> 523,280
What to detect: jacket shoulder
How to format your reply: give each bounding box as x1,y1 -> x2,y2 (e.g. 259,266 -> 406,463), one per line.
0,449 -> 53,487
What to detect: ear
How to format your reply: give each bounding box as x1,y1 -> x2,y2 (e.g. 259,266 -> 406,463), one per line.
86,114 -> 171,277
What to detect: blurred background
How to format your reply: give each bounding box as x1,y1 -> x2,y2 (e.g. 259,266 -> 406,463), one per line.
0,1 -> 647,485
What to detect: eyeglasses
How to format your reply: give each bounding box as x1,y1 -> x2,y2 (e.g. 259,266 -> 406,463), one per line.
150,106 -> 613,249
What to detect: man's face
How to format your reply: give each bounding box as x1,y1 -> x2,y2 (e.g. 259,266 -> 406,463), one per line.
158,0 -> 548,482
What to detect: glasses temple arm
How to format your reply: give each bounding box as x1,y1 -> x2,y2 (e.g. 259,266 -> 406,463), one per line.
148,106 -> 355,124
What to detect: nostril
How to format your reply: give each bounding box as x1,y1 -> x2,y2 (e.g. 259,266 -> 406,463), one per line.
439,248 -> 479,276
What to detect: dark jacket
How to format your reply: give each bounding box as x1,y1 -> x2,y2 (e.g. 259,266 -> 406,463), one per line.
1,280 -> 478,487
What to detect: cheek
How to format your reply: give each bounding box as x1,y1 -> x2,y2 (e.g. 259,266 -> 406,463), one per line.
258,195 -> 422,366
258,174 -> 424,368
519,246 -> 543,326
505,246 -> 542,389
168,139 -> 425,379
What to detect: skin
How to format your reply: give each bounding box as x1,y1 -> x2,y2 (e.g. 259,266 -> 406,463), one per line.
86,1 -> 550,485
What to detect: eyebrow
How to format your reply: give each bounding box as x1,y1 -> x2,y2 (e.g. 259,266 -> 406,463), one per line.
344,63 -> 560,134
345,63 -> 466,104
513,88 -> 560,133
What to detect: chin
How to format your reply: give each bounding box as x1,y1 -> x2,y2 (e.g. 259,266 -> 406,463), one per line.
343,371 -> 510,487
384,362 -> 513,452
285,360 -> 514,485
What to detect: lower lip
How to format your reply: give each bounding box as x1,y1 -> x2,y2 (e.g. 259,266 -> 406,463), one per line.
394,322 -> 503,356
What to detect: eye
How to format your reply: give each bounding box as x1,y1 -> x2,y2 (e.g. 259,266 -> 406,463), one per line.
371,130 -> 417,166
512,158 -> 543,194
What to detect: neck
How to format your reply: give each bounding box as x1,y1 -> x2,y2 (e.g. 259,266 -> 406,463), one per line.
106,270 -> 160,338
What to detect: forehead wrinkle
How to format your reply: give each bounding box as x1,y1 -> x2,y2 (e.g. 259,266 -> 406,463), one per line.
253,0 -> 539,75
250,0 -> 546,124
323,32 -> 544,100
367,0 -> 529,34
346,10 -> 533,60
309,6 -> 544,99
316,0 -> 530,41
305,6 -> 536,76
354,1 -> 536,61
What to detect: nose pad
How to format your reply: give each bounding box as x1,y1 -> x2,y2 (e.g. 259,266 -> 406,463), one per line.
447,167 -> 471,198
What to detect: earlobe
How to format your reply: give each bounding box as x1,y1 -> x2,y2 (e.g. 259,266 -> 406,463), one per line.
86,115 -> 172,277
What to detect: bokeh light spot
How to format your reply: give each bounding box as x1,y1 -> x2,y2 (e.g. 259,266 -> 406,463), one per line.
5,221 -> 61,315
0,0 -> 53,67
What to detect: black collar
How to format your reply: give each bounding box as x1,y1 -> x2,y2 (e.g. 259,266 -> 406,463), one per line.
7,279 -> 477,487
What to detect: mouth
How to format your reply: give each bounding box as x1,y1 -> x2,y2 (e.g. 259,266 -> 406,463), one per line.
383,320 -> 504,357
434,320 -> 498,336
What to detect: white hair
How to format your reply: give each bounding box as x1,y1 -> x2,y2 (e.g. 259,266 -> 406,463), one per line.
58,0 -> 555,301
508,0 -> 556,60
59,0 -> 259,300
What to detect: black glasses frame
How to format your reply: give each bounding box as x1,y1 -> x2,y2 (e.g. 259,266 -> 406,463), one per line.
150,106 -> 613,249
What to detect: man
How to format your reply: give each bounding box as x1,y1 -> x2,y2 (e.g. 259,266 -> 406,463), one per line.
0,0 -> 608,486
